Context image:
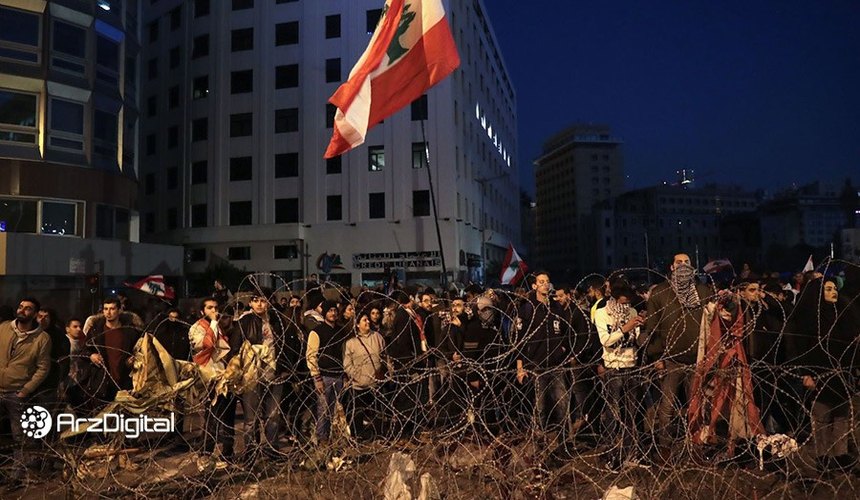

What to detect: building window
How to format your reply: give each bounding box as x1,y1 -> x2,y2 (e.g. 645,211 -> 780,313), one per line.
411,95 -> 428,121
368,146 -> 384,171
366,9 -> 383,34
274,244 -> 298,259
325,103 -> 336,128
325,58 -> 341,83
167,207 -> 179,231
413,190 -> 430,216
148,58 -> 158,80
189,248 -> 207,262
190,203 -> 207,227
51,21 -> 87,76
191,160 -> 207,184
275,64 -> 298,88
230,113 -> 253,137
144,173 -> 155,194
192,75 -> 209,99
230,201 -> 252,225
167,125 -> 179,149
231,69 -> 253,94
325,15 -> 341,39
144,212 -> 155,234
167,166 -> 178,189
169,46 -> 181,68
170,6 -> 182,31
192,118 -> 208,141
194,0 -> 210,18
275,21 -> 298,46
0,6 -> 41,64
232,0 -> 253,10
231,28 -> 254,51
275,198 -> 299,223
369,192 -> 385,219
412,142 -> 428,169
146,134 -> 156,155
326,195 -> 342,221
48,98 -> 84,150
148,20 -> 159,42
147,96 -> 157,117
230,156 -> 253,181
0,198 -> 37,233
275,153 -> 298,178
275,108 -> 298,133
96,205 -> 130,240
168,85 -> 179,108
228,246 -> 251,260
93,109 -> 118,158
192,34 -> 209,59
37,200 -> 77,236
326,156 -> 342,175
0,89 -> 37,144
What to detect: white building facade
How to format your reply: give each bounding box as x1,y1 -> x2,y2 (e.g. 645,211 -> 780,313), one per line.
140,0 -> 519,288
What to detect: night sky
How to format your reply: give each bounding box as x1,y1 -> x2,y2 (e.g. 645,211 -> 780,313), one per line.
482,0 -> 860,195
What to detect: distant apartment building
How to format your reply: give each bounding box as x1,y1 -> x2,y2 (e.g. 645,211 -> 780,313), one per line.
534,124 -> 623,278
594,184 -> 758,273
139,0 -> 519,287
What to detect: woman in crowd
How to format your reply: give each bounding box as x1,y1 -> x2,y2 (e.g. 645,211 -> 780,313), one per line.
343,311 -> 386,440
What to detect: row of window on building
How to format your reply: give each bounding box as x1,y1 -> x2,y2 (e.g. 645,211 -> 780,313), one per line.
148,1 -> 380,45
145,190 -> 433,233
0,197 -> 128,240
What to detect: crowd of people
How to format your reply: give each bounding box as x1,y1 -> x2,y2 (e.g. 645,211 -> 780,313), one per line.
1,251 -> 859,484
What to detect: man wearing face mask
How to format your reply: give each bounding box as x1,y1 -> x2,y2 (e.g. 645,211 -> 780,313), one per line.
643,253 -> 714,453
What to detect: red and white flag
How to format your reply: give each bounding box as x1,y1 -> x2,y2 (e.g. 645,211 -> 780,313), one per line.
324,0 -> 460,158
500,244 -> 528,286
125,275 -> 175,300
802,254 -> 814,272
703,259 -> 732,274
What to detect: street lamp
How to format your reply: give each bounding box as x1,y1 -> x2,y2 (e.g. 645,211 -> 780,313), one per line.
475,172 -> 510,282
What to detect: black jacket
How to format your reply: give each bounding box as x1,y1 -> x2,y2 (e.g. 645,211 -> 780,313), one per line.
237,311 -> 302,375
386,308 -> 421,368
517,291 -> 571,370
153,317 -> 191,362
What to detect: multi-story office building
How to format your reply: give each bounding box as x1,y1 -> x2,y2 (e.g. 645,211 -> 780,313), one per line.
534,124 -> 623,278
139,0 -> 519,288
594,183 -> 758,273
0,0 -> 181,314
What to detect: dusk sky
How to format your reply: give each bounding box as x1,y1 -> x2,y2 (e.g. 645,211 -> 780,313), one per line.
482,0 -> 860,195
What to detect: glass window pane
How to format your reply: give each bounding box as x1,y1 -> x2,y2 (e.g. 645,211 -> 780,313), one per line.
96,35 -> 119,70
41,202 -> 76,235
115,208 -> 130,240
53,21 -> 86,58
0,198 -> 37,233
94,110 -> 118,143
0,7 -> 39,46
0,90 -> 37,127
51,99 -> 84,134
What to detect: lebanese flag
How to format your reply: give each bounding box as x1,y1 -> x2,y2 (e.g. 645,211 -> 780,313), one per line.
500,244 -> 528,286
124,275 -> 176,300
703,258 -> 732,274
802,254 -> 814,272
324,0 -> 460,158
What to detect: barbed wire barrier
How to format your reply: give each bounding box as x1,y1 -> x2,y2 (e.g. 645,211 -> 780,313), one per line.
1,262 -> 859,499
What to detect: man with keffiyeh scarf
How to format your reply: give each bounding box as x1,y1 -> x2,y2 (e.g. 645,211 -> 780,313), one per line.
643,253 -> 714,452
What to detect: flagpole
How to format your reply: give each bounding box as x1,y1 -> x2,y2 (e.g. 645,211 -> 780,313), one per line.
420,119 -> 449,287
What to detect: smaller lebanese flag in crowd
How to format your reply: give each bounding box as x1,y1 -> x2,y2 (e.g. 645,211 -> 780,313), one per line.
324,0 -> 460,158
125,275 -> 175,300
802,254 -> 814,272
500,244 -> 528,286
703,259 -> 732,274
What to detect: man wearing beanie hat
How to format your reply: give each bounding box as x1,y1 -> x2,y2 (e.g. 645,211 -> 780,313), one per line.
302,293 -> 326,333
306,300 -> 350,443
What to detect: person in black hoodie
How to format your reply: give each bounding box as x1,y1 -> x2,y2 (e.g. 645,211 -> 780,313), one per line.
786,278 -> 860,474
385,289 -> 425,433
236,289 -> 302,459
554,286 -> 597,433
515,271 -> 575,435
